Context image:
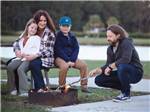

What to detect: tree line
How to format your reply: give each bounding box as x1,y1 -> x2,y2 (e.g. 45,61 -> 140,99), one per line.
2,1 -> 150,33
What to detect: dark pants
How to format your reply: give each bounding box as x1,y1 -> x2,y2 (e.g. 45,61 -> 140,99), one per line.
95,64 -> 143,96
29,58 -> 45,90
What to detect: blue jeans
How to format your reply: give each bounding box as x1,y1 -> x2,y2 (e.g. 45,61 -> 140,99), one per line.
29,58 -> 45,90
95,64 -> 143,96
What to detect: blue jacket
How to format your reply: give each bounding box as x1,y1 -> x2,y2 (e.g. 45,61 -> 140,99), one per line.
54,31 -> 79,62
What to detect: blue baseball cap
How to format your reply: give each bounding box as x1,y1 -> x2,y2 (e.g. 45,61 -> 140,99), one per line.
59,16 -> 72,26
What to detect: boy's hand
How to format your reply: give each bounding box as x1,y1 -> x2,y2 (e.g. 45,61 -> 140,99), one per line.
68,61 -> 75,67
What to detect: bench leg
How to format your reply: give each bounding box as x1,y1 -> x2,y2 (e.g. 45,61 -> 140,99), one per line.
44,70 -> 50,88
30,69 -> 50,89
31,75 -> 34,89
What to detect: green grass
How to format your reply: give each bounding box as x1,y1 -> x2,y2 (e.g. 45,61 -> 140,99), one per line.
1,60 -> 150,79
2,103 -> 47,112
1,84 -> 50,112
1,83 -> 149,112
1,34 -> 150,112
133,38 -> 150,46
78,37 -> 150,46
78,37 -> 107,45
1,35 -> 19,45
45,60 -> 106,78
1,35 -> 150,46
142,61 -> 150,79
78,87 -> 148,103
1,96 -> 49,112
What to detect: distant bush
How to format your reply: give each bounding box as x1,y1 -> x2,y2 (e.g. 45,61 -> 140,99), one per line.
107,16 -> 119,26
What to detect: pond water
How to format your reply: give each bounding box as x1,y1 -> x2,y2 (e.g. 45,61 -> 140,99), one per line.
1,45 -> 150,61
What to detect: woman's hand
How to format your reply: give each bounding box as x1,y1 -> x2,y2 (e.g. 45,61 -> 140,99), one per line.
24,54 -> 38,61
21,52 -> 27,57
89,68 -> 102,77
15,50 -> 22,58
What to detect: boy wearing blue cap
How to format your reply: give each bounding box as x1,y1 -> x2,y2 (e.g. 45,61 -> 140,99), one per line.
54,16 -> 90,93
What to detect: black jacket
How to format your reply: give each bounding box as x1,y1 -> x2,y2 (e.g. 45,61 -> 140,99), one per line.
54,31 -> 79,62
101,38 -> 143,73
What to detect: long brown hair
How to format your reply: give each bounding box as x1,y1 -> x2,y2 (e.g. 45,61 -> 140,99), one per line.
21,18 -> 37,38
33,10 -> 56,33
107,24 -> 129,40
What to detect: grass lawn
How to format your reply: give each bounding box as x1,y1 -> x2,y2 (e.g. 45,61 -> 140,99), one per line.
1,60 -> 150,112
50,60 -> 148,78
1,83 -> 149,112
1,35 -> 150,46
1,35 -> 150,112
1,60 -> 150,79
78,37 -> 150,46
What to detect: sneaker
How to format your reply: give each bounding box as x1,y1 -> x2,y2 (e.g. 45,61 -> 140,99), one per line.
113,93 -> 131,102
19,92 -> 28,97
81,87 -> 92,93
37,88 -> 47,93
10,90 -> 17,95
37,88 -> 44,93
